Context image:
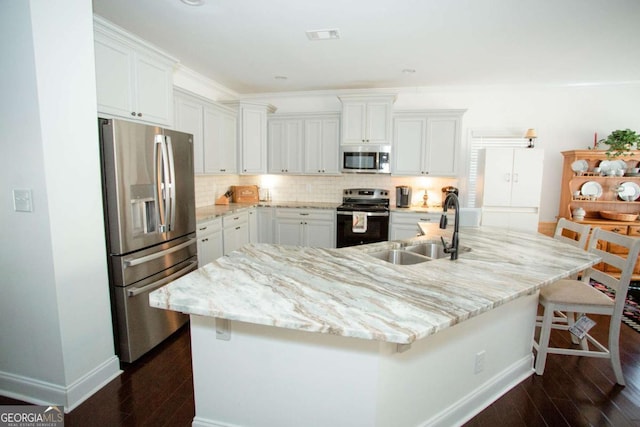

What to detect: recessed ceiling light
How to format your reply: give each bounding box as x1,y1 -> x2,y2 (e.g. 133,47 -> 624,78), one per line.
306,29 -> 340,41
180,0 -> 204,6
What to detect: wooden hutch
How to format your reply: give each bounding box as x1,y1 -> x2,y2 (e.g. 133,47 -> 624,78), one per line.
559,150 -> 640,278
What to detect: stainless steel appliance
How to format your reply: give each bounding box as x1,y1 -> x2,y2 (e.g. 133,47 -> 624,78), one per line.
336,188 -> 390,248
396,186 -> 412,208
340,145 -> 391,173
98,118 -> 197,363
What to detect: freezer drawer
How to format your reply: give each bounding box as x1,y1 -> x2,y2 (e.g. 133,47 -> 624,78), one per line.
109,233 -> 197,287
112,257 -> 196,362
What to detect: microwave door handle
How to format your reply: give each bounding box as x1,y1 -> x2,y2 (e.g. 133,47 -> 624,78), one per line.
165,135 -> 176,231
127,260 -> 197,297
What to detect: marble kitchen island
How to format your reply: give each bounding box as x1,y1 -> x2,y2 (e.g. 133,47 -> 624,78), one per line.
150,227 -> 599,427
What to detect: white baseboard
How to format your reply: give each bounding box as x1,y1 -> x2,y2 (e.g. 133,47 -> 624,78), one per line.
424,354 -> 534,427
0,356 -> 121,413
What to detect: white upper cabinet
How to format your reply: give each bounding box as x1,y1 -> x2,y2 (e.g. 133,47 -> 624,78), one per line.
203,104 -> 237,174
267,113 -> 341,175
268,119 -> 304,174
338,95 -> 395,145
223,102 -> 276,175
304,116 -> 340,174
174,89 -> 237,175
392,110 -> 465,177
94,16 -> 176,127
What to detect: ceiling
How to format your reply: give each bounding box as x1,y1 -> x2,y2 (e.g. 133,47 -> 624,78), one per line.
92,0 -> 640,95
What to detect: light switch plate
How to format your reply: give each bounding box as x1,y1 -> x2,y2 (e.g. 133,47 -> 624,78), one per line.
13,189 -> 33,212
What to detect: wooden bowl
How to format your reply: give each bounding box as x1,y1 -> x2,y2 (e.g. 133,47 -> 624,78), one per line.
599,211 -> 639,221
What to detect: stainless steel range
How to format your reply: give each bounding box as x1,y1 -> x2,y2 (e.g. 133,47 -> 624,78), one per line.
336,188 -> 390,248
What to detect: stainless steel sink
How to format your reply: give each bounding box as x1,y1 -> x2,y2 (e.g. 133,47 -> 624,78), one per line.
367,249 -> 431,265
403,240 -> 472,260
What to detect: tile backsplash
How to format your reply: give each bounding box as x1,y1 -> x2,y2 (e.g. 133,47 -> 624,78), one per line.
195,174 -> 458,208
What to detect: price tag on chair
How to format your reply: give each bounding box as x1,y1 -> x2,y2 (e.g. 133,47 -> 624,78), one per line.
568,315 -> 596,340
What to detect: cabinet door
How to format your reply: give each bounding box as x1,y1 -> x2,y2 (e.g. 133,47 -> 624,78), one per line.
240,108 -> 268,174
198,229 -> 223,267
393,116 -> 426,175
223,224 -> 249,255
274,219 -> 303,246
268,119 -> 303,174
341,102 -> 367,144
174,94 -> 204,174
304,118 -> 340,174
482,149 -> 515,206
248,209 -> 258,244
510,149 -> 544,207
134,54 -> 173,126
424,116 -> 459,176
94,35 -> 134,118
366,102 -> 392,144
204,106 -> 237,174
305,220 -> 335,248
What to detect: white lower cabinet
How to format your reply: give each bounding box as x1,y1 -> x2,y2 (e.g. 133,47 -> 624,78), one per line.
248,208 -> 258,243
257,207 -> 274,244
223,211 -> 250,255
196,218 -> 223,267
389,211 -> 445,241
274,208 -> 336,248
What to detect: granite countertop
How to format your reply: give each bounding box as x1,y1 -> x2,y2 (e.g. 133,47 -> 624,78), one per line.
150,227 -> 599,344
196,202 -> 340,223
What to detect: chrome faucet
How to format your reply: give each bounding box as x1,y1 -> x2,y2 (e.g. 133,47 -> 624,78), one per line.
439,193 -> 460,260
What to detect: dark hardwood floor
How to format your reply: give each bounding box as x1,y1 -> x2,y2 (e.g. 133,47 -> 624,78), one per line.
2,314 -> 639,426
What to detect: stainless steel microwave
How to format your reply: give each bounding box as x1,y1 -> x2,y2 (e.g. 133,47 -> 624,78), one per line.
341,145 -> 391,173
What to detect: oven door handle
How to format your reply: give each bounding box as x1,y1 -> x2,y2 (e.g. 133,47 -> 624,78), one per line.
337,211 -> 389,217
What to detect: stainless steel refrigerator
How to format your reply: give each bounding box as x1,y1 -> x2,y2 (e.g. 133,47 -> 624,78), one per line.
98,118 -> 197,363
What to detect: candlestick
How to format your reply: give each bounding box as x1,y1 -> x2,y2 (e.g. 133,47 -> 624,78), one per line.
594,132 -> 598,148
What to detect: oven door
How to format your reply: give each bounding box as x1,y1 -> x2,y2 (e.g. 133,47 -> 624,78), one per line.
336,211 -> 389,248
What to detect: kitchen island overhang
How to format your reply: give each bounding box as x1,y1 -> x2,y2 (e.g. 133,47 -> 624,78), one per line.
150,227 -> 599,427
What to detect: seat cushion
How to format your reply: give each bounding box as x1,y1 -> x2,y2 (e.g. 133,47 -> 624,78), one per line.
540,279 -> 615,307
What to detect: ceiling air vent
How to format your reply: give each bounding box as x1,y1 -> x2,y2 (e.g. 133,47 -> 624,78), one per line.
305,29 -> 340,41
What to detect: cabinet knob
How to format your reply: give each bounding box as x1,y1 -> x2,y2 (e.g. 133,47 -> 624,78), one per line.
137,113 -> 142,117
220,169 -> 226,172
131,112 -> 136,116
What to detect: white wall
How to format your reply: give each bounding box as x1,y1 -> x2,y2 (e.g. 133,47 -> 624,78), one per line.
241,84 -> 640,221
0,0 -> 120,411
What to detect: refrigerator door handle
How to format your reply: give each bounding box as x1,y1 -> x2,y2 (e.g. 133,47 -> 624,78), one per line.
127,260 -> 198,297
155,134 -> 171,233
124,238 -> 197,267
165,135 -> 176,232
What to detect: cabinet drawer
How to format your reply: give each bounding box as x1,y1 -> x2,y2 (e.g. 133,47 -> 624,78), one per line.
197,217 -> 222,237
391,211 -> 448,226
223,211 -> 249,228
627,226 -> 640,237
275,208 -> 335,221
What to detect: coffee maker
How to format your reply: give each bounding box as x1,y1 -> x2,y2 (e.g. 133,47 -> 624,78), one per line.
396,186 -> 412,208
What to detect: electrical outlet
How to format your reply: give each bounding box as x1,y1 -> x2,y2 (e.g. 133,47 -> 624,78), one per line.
474,350 -> 486,374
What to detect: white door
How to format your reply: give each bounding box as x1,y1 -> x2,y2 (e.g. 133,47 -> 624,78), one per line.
134,54 -> 173,125
482,149 -> 515,206
275,219 -> 303,246
393,116 -> 426,175
241,108 -> 267,174
342,102 -> 367,144
174,95 -> 204,174
510,149 -> 544,207
425,117 -> 458,176
366,102 -> 392,144
94,36 -> 134,118
305,221 -> 335,248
